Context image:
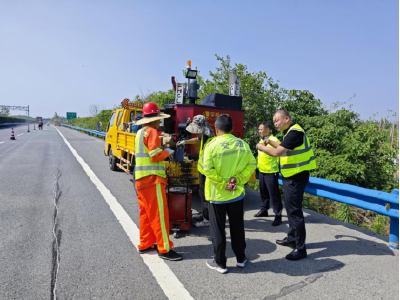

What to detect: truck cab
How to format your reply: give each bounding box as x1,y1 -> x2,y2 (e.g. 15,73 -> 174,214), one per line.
104,100 -> 143,170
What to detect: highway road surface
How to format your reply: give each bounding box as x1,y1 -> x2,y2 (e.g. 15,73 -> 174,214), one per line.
0,125 -> 398,299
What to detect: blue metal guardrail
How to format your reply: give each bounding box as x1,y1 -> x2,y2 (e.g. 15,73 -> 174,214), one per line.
0,122 -> 31,128
255,172 -> 399,249
62,124 -> 106,138
65,124 -> 399,249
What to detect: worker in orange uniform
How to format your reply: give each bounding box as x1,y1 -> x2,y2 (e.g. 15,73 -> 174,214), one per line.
134,102 -> 183,261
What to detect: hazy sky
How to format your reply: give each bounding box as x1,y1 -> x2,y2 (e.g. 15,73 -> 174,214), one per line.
1,0 -> 398,120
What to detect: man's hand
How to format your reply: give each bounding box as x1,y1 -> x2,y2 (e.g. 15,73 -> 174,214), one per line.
164,148 -> 175,156
263,138 -> 269,146
176,140 -> 185,148
225,177 -> 237,191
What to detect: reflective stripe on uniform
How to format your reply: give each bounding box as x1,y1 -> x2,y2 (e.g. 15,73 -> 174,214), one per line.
280,156 -> 316,169
156,183 -> 170,252
149,147 -> 163,157
135,166 -> 165,171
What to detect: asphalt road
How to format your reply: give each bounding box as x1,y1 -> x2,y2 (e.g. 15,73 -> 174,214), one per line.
0,126 -> 398,300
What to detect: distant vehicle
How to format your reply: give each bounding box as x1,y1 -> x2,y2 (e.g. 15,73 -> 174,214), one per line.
46,122 -> 50,126
54,119 -> 60,126
37,118 -> 43,130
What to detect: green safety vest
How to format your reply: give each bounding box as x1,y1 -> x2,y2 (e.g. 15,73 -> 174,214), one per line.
134,126 -> 167,180
203,134 -> 257,202
280,124 -> 316,178
198,136 -> 215,175
257,134 -> 280,173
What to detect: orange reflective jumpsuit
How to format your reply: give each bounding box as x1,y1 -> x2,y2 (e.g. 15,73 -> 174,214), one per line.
135,126 -> 174,254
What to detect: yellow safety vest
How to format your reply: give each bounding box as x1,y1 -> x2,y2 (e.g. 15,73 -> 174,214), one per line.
134,126 -> 167,180
280,124 -> 316,178
257,134 -> 280,173
198,136 -> 215,175
203,134 -> 257,202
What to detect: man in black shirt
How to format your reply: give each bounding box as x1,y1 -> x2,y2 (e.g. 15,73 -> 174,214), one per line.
256,110 -> 316,261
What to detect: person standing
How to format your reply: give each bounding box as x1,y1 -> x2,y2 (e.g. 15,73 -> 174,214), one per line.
254,122 -> 283,226
203,114 -> 256,273
134,102 -> 183,261
176,115 -> 215,228
256,110 -> 316,261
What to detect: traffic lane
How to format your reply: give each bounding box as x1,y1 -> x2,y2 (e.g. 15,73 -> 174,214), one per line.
0,126 -> 61,299
57,127 -> 398,300
0,124 -> 32,142
53,127 -> 167,299
58,127 -> 291,299
0,125 -> 41,164
59,127 -> 295,299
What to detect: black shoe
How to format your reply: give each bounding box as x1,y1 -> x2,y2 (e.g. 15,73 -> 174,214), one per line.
276,237 -> 296,249
138,244 -> 157,254
254,210 -> 269,217
158,249 -> 183,261
285,249 -> 307,261
271,215 -> 282,226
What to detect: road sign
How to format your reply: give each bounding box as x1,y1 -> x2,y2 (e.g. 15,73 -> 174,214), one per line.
66,112 -> 77,120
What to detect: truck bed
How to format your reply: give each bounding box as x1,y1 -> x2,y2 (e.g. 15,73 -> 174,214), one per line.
117,131 -> 136,153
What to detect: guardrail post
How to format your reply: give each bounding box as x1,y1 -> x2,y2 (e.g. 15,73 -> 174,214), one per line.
389,189 -> 399,249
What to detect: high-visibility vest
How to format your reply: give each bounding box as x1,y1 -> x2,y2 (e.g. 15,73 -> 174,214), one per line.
134,126 -> 167,180
203,134 -> 257,202
280,124 -> 316,178
257,134 -> 280,173
198,136 -> 215,175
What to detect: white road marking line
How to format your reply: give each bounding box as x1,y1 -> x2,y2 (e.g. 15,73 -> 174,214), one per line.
0,141 -> 4,144
17,133 -> 24,136
55,127 -> 193,300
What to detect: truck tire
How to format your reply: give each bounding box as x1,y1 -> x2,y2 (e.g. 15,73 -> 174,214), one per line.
109,148 -> 118,171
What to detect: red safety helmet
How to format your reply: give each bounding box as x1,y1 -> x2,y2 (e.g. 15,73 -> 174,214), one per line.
143,102 -> 160,116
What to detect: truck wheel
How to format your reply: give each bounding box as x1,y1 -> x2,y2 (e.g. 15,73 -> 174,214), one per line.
109,148 -> 118,171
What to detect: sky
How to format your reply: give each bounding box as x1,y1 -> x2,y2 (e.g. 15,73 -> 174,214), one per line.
0,0 -> 398,120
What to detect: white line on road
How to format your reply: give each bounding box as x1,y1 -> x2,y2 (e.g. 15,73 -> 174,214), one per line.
55,127 -> 193,300
0,141 -> 4,144
17,133 -> 24,136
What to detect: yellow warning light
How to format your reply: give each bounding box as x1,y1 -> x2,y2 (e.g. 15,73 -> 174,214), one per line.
187,60 -> 192,69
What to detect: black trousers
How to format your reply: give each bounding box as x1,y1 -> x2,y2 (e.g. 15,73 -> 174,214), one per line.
282,171 -> 309,251
209,199 -> 246,268
259,172 -> 282,215
198,173 -> 209,220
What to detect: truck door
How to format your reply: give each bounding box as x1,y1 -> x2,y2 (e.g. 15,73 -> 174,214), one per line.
105,111 -> 117,154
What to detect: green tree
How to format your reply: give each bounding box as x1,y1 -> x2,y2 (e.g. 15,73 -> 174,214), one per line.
0,106 -> 10,117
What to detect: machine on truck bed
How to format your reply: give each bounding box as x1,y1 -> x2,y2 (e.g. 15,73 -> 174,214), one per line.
104,60 -> 252,186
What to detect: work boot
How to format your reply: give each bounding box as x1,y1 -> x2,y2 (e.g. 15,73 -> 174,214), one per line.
285,249 -> 307,261
138,244 -> 157,254
254,210 -> 268,217
276,237 -> 296,249
158,249 -> 183,261
271,215 -> 282,226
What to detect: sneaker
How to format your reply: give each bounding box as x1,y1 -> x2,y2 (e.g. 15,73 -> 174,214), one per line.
206,259 -> 228,274
138,244 -> 157,254
236,257 -> 248,268
193,219 -> 210,228
158,249 -> 183,261
192,213 -> 203,221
